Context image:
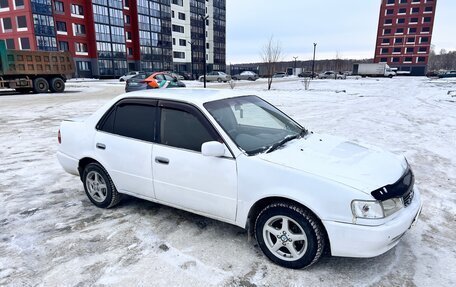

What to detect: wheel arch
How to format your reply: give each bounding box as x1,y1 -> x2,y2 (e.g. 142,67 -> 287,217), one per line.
78,157 -> 102,181
246,196 -> 331,255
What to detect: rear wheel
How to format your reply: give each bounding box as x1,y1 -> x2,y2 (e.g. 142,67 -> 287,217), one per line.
49,77 -> 65,93
82,163 -> 122,208
217,78 -> 222,83
33,77 -> 49,93
255,202 -> 325,269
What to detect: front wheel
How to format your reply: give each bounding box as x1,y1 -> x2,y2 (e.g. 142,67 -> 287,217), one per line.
82,163 -> 122,208
255,202 -> 325,269
217,78 -> 222,83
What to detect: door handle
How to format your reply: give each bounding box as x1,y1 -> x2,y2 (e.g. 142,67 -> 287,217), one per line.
96,143 -> 106,150
155,156 -> 169,165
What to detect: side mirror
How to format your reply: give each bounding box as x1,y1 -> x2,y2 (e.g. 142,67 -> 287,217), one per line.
201,141 -> 225,157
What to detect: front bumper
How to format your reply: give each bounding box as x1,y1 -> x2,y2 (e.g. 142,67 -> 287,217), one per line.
323,187 -> 422,258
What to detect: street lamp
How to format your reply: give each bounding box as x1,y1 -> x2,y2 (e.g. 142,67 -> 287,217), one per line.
311,43 -> 317,79
201,15 -> 209,88
293,56 -> 298,75
187,40 -> 196,79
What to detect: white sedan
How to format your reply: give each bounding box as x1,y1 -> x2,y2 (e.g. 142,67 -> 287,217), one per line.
57,89 -> 422,269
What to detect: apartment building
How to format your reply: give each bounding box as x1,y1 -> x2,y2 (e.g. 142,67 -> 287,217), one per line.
0,0 -> 226,78
374,0 -> 437,75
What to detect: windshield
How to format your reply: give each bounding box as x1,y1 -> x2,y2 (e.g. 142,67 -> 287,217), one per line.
204,96 -> 306,155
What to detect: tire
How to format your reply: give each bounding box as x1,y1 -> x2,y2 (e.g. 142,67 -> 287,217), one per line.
255,202 -> 325,269
248,77 -> 253,81
33,77 -> 49,93
388,75 -> 394,78
217,78 -> 222,83
49,77 -> 65,93
82,163 -> 122,208
232,77 -> 238,81
119,78 -> 125,82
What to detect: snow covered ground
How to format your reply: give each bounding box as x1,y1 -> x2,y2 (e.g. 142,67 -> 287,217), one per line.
0,77 -> 455,286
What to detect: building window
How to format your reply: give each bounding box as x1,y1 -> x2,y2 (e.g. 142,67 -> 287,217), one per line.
56,21 -> 67,32
424,6 -> 433,12
398,8 -> 406,14
404,57 -> 412,63
380,57 -> 388,62
383,28 -> 391,35
75,42 -> 88,53
396,28 -> 404,34
381,48 -> 389,54
20,37 -> 30,50
411,7 -> 419,13
384,19 -> 393,25
423,17 -> 431,23
2,17 -> 12,30
5,38 -> 15,49
421,26 -> 430,33
71,4 -> 83,16
382,38 -> 389,44
128,47 -> 133,56
407,37 -> 415,43
16,16 -> 27,29
173,51 -> 185,59
172,10 -> 175,18
392,57 -> 400,63
406,47 -> 414,53
15,0 -> 24,7
124,0 -> 130,8
178,12 -> 186,20
172,0 -> 183,6
179,39 -> 186,46
387,0 -> 395,4
386,9 -> 394,15
412,0 -> 420,3
77,61 -> 90,71
54,1 -> 64,13
126,31 -> 132,40
420,36 -> 429,43
172,24 -> 184,33
400,0 -> 408,3
409,27 -> 417,34
417,57 -> 425,63
410,18 -> 418,23
0,0 -> 9,9
395,38 -> 403,43
73,24 -> 86,35
419,47 -> 427,53
59,41 -> 69,51
124,15 -> 130,24
397,18 -> 405,24
393,47 -> 401,53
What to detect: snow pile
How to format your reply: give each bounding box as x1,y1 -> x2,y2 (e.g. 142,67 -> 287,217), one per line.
0,77 -> 455,286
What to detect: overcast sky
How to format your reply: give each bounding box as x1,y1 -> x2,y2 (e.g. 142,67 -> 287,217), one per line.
226,0 -> 456,64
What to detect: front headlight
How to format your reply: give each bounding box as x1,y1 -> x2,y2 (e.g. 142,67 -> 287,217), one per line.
381,198 -> 404,217
351,200 -> 384,219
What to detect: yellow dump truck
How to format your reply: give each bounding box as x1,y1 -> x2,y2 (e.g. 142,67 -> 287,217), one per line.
0,40 -> 74,93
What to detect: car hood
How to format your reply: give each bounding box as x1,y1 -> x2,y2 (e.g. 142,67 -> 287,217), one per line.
257,133 -> 407,193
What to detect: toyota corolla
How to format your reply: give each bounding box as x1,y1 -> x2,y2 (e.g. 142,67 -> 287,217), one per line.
57,89 -> 422,269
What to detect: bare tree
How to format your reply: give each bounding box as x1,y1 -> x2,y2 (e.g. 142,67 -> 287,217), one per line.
261,36 -> 283,90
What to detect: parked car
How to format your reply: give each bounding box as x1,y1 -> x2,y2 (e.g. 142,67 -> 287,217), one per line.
318,71 -> 346,79
298,71 -> 317,78
232,71 -> 259,81
169,72 -> 184,81
125,72 -> 185,93
57,89 -> 422,269
199,71 -> 231,82
272,72 -> 287,78
177,71 -> 194,80
119,71 -> 140,82
438,70 -> 456,78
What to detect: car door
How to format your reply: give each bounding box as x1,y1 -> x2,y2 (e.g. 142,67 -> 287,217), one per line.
152,100 -> 238,221
94,98 -> 157,199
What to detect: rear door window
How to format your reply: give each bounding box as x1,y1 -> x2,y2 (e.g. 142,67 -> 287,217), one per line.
98,101 -> 157,142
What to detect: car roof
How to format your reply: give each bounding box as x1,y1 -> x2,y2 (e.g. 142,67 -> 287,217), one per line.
119,88 -> 255,106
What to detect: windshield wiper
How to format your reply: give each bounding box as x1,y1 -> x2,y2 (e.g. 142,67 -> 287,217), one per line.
266,129 -> 307,154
